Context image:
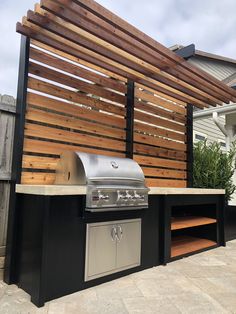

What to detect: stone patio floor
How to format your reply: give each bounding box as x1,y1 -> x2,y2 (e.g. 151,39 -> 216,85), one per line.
1,240 -> 236,314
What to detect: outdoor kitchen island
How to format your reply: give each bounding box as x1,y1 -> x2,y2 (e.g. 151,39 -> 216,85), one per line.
12,185 -> 225,307
5,0 -> 236,308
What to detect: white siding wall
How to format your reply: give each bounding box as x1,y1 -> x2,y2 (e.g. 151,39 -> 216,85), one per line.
194,116 -> 226,144
189,57 -> 236,80
190,55 -> 236,204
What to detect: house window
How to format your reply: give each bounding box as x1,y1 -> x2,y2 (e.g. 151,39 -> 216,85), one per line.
193,131 -> 207,142
218,139 -> 227,149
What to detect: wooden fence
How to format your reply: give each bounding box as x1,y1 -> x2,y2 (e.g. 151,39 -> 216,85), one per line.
0,95 -> 16,278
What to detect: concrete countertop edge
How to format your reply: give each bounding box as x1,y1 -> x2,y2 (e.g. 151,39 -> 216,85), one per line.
15,184 -> 225,196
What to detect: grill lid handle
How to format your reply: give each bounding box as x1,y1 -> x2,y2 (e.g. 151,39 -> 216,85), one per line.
89,177 -> 144,182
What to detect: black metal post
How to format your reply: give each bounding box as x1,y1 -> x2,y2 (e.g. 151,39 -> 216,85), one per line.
218,195 -> 226,247
126,80 -> 135,159
4,35 -> 30,284
186,104 -> 193,188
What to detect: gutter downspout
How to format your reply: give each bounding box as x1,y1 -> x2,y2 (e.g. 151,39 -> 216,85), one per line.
212,112 -> 231,149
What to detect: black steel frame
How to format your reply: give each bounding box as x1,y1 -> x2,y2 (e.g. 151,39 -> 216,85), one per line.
126,80 -> 135,159
4,35 -> 30,284
186,104 -> 193,187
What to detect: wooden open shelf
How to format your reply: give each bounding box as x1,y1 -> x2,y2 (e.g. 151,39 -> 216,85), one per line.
171,216 -> 216,230
171,235 -> 217,258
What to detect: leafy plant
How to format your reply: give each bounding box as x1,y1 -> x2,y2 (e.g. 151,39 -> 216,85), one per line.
193,140 -> 236,201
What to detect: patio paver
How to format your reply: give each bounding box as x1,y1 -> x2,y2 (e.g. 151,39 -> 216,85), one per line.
0,239 -> 236,314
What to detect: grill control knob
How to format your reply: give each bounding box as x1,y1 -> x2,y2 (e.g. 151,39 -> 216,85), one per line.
126,191 -> 132,200
117,191 -> 127,202
134,192 -> 141,200
98,191 -> 109,201
134,192 -> 145,201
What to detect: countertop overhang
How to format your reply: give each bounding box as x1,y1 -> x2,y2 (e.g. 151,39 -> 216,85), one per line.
15,185 -> 225,196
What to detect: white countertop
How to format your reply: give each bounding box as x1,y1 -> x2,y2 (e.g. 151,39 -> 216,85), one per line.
16,185 -> 87,195
16,185 -> 225,196
148,187 -> 225,195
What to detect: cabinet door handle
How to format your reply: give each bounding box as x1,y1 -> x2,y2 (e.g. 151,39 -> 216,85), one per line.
111,226 -> 117,241
117,225 -> 123,242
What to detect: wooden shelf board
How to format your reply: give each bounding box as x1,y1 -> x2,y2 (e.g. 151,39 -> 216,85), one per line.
171,235 -> 217,258
171,216 -> 216,230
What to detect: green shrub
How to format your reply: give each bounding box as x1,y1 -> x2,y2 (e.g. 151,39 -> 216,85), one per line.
193,141 -> 236,201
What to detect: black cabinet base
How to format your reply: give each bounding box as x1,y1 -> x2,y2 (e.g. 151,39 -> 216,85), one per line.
9,194 -> 161,307
5,193 -> 225,307
225,205 -> 236,241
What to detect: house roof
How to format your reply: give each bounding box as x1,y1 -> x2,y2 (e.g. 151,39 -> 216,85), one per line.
170,44 -> 236,66
223,72 -> 236,86
171,44 -> 236,89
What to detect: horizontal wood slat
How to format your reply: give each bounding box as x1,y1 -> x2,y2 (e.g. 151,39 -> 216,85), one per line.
142,167 -> 186,179
134,133 -> 186,152
134,155 -> 187,171
135,100 -> 186,124
31,39 -> 127,83
24,123 -> 126,152
29,61 -> 126,105
27,79 -> 126,126
23,155 -> 58,170
136,83 -> 186,107
134,143 -> 186,161
135,89 -> 187,116
21,172 -> 56,185
30,47 -> 127,93
134,111 -> 185,133
27,92 -> 125,117
23,138 -> 125,158
146,178 -> 187,188
26,107 -> 125,140
134,121 -> 186,142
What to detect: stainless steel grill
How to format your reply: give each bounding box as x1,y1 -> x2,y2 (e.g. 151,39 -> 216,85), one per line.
55,151 -> 149,212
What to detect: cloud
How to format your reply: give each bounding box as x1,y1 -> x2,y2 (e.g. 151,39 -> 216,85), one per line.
0,0 -> 235,97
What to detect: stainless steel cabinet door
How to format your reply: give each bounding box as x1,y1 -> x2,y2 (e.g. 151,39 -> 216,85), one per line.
85,223 -> 117,281
116,219 -> 141,269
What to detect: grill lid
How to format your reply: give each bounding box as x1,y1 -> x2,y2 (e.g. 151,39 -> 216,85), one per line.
55,151 -> 146,187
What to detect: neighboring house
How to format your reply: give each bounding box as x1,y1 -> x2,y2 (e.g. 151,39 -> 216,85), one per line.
170,45 -> 236,204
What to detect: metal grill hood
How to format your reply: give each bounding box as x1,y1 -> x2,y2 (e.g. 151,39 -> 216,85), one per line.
55,151 -> 146,187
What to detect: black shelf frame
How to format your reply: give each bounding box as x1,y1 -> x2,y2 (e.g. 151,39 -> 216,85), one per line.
162,194 -> 225,264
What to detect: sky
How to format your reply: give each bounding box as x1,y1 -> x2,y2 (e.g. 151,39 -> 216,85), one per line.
0,0 -> 235,97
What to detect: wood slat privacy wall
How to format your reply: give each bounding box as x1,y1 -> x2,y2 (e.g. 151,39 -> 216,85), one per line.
15,0 -> 236,187
22,41 -> 127,185
133,85 -> 187,187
